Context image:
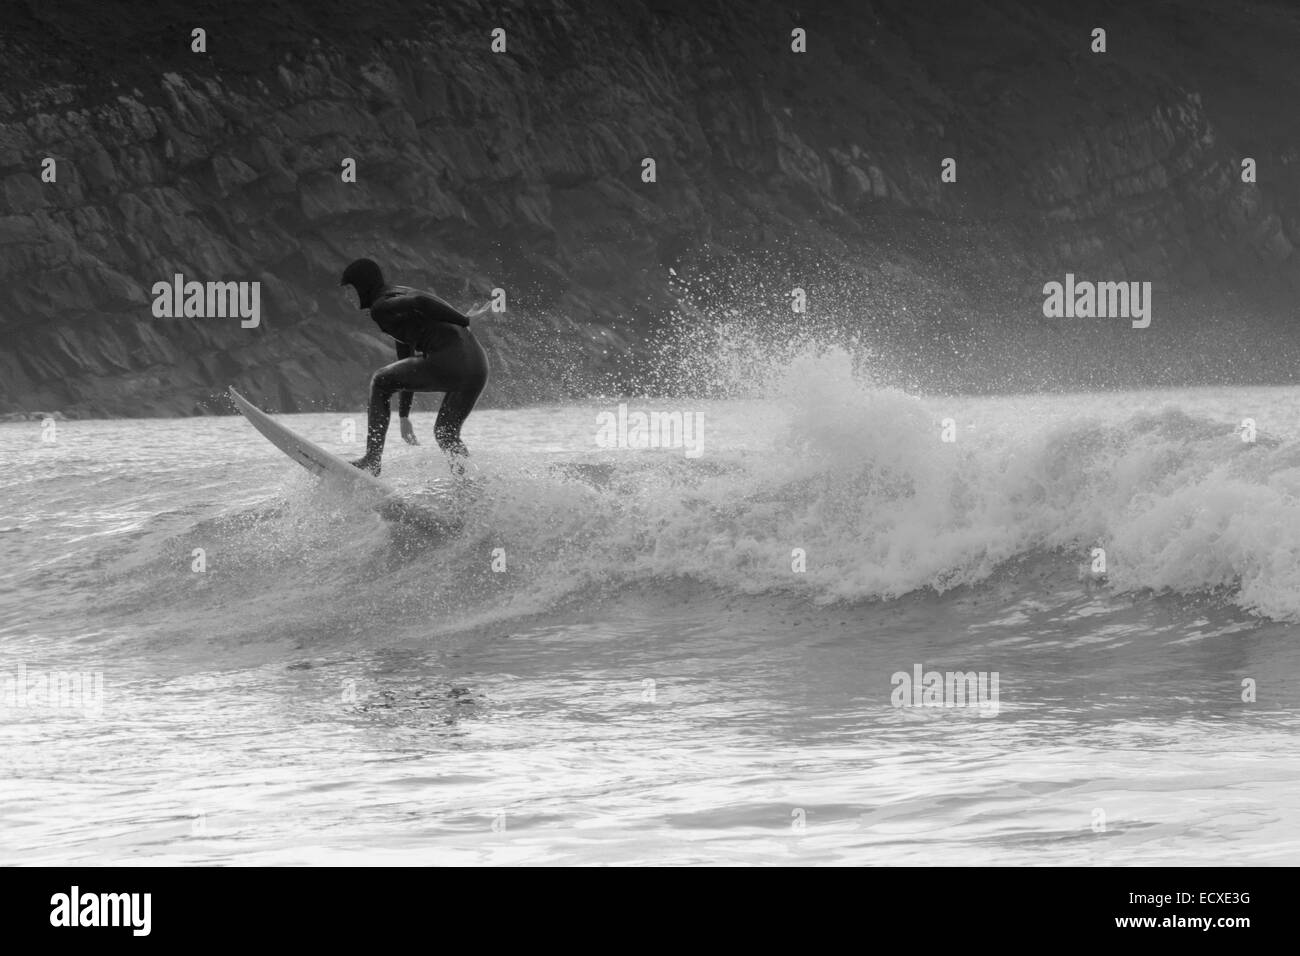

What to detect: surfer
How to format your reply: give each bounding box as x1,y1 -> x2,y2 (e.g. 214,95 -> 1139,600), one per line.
340,258 -> 489,476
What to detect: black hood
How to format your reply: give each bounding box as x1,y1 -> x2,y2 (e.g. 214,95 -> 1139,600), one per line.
340,258 -> 385,309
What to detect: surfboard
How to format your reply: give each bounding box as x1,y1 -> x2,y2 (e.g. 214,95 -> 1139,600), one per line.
228,386 -> 394,496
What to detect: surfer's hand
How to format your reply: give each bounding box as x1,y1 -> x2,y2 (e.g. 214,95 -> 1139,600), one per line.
400,418 -> 419,445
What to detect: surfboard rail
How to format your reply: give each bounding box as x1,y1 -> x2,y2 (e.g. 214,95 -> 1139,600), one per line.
228,386 -> 395,496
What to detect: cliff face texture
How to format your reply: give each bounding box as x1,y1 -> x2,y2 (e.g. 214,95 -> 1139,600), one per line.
3,0 -> 1300,416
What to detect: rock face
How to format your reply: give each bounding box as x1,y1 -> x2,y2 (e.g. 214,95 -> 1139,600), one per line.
3,0 -> 1300,416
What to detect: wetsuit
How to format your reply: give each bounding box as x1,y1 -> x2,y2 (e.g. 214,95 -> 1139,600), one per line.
341,260 -> 488,475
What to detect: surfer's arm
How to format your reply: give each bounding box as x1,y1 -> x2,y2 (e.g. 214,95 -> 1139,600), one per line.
420,290 -> 470,326
372,290 -> 470,328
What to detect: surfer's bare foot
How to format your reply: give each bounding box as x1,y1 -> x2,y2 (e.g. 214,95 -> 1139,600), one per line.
351,456 -> 382,476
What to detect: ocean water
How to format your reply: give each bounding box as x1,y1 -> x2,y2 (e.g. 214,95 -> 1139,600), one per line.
2,353 -> 1299,865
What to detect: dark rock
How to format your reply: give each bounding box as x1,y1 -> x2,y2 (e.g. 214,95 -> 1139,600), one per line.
4,0 -> 1300,416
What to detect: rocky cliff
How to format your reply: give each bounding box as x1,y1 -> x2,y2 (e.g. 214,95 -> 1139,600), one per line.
3,0 -> 1300,417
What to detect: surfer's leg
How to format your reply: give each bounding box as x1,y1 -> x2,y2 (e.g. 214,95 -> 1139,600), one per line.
433,337 -> 488,475
353,358 -> 433,475
434,377 -> 486,472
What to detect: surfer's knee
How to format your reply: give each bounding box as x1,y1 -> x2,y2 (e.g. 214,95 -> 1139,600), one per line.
370,368 -> 401,397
